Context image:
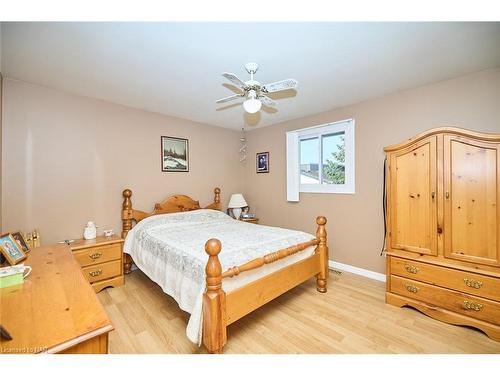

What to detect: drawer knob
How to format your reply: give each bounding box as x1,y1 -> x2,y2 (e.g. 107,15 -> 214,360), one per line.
404,265 -> 419,274
89,252 -> 103,260
463,278 -> 483,289
89,269 -> 103,277
405,284 -> 419,293
463,300 -> 483,311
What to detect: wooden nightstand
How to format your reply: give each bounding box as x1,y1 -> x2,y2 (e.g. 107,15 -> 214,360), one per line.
69,235 -> 124,293
239,217 -> 259,224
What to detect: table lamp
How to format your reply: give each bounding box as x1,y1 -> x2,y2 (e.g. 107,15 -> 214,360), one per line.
228,193 -> 248,219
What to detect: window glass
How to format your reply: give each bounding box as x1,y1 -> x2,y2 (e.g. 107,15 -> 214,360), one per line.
322,132 -> 345,185
300,137 -> 319,184
287,118 -> 354,198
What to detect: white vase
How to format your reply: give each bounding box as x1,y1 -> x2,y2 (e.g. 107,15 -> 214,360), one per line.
83,221 -> 97,240
232,207 -> 242,220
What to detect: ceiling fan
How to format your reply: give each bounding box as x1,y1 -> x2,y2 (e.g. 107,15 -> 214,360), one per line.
216,62 -> 298,114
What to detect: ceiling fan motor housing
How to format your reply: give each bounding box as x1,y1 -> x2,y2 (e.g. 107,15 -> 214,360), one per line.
244,62 -> 259,74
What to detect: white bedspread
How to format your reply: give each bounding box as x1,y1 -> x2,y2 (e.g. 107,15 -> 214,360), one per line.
123,209 -> 316,345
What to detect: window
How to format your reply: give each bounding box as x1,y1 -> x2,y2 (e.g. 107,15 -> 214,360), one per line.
286,119 -> 355,201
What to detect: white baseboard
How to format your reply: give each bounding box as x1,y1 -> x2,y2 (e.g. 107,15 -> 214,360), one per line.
328,260 -> 386,283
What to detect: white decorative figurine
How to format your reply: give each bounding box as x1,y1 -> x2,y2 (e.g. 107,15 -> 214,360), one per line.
83,221 -> 97,240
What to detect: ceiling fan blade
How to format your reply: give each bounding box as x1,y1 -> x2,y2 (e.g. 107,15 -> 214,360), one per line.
259,95 -> 277,107
216,94 -> 244,104
262,79 -> 298,93
222,72 -> 247,89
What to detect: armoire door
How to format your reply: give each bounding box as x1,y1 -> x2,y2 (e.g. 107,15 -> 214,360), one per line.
389,136 -> 438,256
444,135 -> 500,266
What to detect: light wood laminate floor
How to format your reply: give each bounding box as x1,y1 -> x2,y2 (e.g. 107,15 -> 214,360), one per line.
97,270 -> 500,353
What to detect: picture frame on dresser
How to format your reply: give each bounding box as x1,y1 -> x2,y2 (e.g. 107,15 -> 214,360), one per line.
0,234 -> 27,265
161,136 -> 189,172
11,231 -> 30,253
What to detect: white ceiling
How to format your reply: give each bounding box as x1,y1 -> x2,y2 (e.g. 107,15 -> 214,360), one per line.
2,22 -> 500,130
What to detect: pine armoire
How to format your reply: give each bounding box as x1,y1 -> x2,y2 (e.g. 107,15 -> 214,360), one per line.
384,127 -> 500,341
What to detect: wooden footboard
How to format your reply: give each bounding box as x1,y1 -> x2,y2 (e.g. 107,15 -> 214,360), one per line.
202,216 -> 328,354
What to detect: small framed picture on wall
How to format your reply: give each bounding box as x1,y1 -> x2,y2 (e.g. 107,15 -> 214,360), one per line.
161,136 -> 189,172
256,151 -> 269,173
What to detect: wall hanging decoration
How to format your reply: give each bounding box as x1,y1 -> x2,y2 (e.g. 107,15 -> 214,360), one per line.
161,136 -> 189,172
256,151 -> 270,173
239,127 -> 247,162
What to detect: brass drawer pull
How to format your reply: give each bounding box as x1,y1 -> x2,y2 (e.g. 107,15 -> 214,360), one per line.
463,278 -> 483,289
405,284 -> 419,293
89,252 -> 103,260
463,300 -> 483,311
404,265 -> 419,274
89,269 -> 103,277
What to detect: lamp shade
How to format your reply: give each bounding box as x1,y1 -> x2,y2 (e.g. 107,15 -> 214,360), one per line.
228,193 -> 248,208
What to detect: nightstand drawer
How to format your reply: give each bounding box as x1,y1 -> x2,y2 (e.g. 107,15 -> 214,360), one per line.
82,260 -> 121,283
239,218 -> 259,224
73,243 -> 122,267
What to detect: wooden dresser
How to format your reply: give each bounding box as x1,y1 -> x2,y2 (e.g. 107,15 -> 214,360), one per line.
0,244 -> 113,354
384,127 -> 500,341
69,235 -> 124,293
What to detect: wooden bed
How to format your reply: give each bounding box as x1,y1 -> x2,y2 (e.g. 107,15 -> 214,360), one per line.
121,187 -> 328,353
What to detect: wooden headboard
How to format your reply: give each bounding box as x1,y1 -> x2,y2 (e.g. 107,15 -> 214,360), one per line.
121,187 -> 221,239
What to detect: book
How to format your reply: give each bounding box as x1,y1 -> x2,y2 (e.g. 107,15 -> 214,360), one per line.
0,264 -> 26,288
241,213 -> 256,219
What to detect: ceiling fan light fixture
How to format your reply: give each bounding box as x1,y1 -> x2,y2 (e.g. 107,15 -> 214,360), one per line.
217,63 -> 298,114
243,98 -> 262,113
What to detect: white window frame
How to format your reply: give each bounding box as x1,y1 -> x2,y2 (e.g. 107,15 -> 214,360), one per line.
286,119 -> 355,201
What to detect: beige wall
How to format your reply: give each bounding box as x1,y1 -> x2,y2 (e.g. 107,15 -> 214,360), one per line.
0,73 -> 3,231
242,67 -> 500,274
2,79 -> 243,244
2,68 -> 499,274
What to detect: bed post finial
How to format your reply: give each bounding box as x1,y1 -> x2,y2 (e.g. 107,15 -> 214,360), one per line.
122,189 -> 133,238
122,189 -> 134,274
315,216 -> 328,293
203,238 -> 227,354
214,187 -> 221,208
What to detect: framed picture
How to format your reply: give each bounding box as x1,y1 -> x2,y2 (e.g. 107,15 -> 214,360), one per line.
0,234 -> 27,265
256,151 -> 270,173
11,231 -> 30,253
161,136 -> 189,172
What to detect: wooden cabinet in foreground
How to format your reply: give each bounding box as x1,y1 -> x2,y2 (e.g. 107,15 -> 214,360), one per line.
70,235 -> 125,293
0,244 -> 113,354
385,127 -> 500,342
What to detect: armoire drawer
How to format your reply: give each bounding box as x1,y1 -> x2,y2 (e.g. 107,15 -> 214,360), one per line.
390,275 -> 500,326
82,260 -> 122,283
390,257 -> 500,302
